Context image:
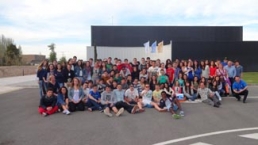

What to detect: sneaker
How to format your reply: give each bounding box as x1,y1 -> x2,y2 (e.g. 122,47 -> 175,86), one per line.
131,105 -> 139,114
104,109 -> 113,117
58,109 -> 61,112
88,108 -> 92,112
116,108 -> 124,117
172,114 -> 181,119
217,101 -> 221,106
213,104 -> 220,108
65,110 -> 71,115
179,111 -> 185,117
42,112 -> 48,117
62,110 -> 66,114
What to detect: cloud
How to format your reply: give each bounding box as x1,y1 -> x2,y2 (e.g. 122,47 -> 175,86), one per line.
0,0 -> 258,59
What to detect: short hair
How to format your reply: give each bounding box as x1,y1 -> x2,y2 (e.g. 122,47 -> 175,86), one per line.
47,88 -> 53,92
161,91 -> 166,95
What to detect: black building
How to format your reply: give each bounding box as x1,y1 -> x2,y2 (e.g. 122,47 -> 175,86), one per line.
91,26 -> 258,71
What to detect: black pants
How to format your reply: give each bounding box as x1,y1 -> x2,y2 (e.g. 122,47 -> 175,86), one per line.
234,90 -> 249,102
115,101 -> 133,113
69,101 -> 85,112
229,77 -> 234,93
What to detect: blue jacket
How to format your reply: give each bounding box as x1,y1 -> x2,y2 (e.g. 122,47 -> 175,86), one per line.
37,68 -> 48,80
68,87 -> 85,100
54,70 -> 65,83
194,67 -> 202,80
74,66 -> 84,77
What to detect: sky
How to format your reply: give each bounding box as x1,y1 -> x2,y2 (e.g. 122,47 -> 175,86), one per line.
0,0 -> 258,60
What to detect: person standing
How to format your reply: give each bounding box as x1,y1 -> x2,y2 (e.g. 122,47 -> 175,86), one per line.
224,61 -> 236,93
232,76 -> 249,103
235,60 -> 243,78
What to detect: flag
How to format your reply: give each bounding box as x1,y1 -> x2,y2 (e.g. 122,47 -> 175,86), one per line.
157,41 -> 163,53
151,41 -> 157,53
143,41 -> 150,53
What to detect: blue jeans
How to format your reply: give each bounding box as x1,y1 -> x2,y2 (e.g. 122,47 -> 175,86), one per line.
186,93 -> 198,101
86,99 -> 102,111
38,80 -> 44,98
57,95 -> 66,105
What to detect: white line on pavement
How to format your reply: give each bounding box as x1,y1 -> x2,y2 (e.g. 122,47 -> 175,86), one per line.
190,142 -> 213,145
239,133 -> 258,140
153,127 -> 258,145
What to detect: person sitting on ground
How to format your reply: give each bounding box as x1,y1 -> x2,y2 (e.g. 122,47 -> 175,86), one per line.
140,84 -> 161,111
86,85 -> 102,112
162,83 -> 175,97
113,84 -> 140,114
125,84 -> 144,111
183,81 -> 197,101
158,91 -> 184,119
152,84 -> 162,104
38,88 -> 59,117
197,82 -> 221,108
57,87 -> 71,115
232,76 -> 249,103
101,86 -> 124,117
209,81 -> 222,101
68,78 -> 85,112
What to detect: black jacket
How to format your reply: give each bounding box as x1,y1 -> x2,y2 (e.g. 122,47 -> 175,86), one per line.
39,95 -> 57,109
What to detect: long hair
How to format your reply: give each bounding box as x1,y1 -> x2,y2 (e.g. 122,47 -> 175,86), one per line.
59,86 -> 68,98
71,77 -> 81,88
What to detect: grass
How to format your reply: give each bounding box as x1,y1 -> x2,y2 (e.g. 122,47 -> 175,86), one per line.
243,72 -> 258,84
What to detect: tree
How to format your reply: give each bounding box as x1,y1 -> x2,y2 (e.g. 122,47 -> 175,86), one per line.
59,56 -> 67,64
48,43 -> 56,62
0,35 -> 14,65
5,43 -> 21,65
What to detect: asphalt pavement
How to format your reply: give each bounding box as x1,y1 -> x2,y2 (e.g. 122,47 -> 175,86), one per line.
0,75 -> 258,145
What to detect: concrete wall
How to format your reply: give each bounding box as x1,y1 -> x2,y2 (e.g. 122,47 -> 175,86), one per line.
0,66 -> 37,78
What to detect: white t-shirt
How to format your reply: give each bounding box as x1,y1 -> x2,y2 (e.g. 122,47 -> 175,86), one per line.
148,66 -> 159,76
125,89 -> 138,100
141,90 -> 153,104
73,90 -> 80,102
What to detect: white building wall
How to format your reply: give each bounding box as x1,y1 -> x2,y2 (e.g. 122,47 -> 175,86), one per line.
86,42 -> 172,63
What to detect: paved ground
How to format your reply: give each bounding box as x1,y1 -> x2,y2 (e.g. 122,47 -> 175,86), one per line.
0,75 -> 258,145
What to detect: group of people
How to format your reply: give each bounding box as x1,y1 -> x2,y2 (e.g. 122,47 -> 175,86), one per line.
37,56 -> 249,119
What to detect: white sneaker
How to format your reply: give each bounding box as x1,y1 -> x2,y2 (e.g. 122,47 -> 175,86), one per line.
116,108 -> 124,117
62,110 -> 66,114
179,111 -> 185,117
104,109 -> 113,117
42,112 -> 47,117
65,110 -> 71,115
